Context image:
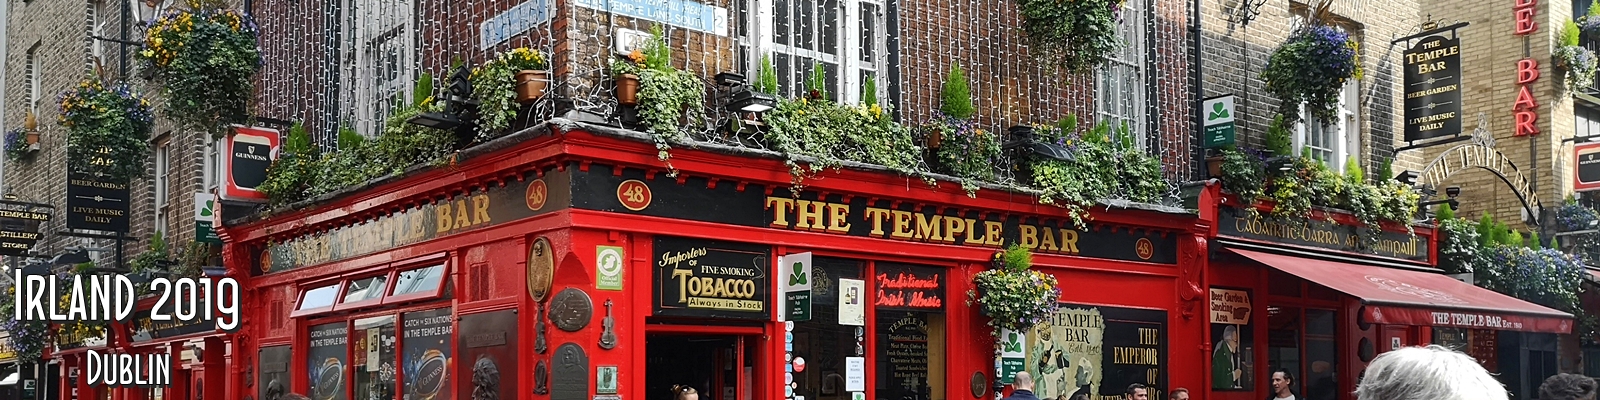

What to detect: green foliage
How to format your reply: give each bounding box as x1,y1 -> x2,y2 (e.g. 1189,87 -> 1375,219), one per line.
1261,25 -> 1361,126
1376,159 -> 1394,183
1342,156 -> 1364,184
1567,20 -> 1583,47
471,48 -> 549,137
970,245 -> 1060,336
940,63 -> 974,120
998,243 -> 1033,272
259,121 -> 320,206
136,7 -> 262,136
1219,147 -> 1266,202
1508,230 -> 1525,247
930,117 -> 1002,195
1435,202 -> 1456,220
761,97 -> 925,188
757,54 -> 780,95
58,77 -> 155,182
862,77 -> 879,107
807,63 -> 829,101
1477,212 -> 1496,247
1264,115 -> 1293,156
611,25 -> 706,144
1436,217 -> 1485,274
1529,231 -> 1543,249
643,25 -> 672,70
1030,119 -> 1165,229
1013,0 -> 1122,74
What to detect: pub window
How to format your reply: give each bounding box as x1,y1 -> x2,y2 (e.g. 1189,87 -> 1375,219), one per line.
1266,306 -> 1340,400
791,257 -> 865,400
307,322 -> 350,399
336,274 -> 390,310
292,283 -> 343,317
1499,332 -> 1558,400
353,315 -> 398,400
874,263 -> 946,400
384,263 -> 448,304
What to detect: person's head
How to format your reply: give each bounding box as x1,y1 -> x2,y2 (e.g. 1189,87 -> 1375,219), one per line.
1271,369 -> 1295,396
672,385 -> 700,400
1540,373 -> 1598,400
1223,325 -> 1239,349
1170,387 -> 1190,400
1013,372 -> 1035,391
1355,345 -> 1509,400
1126,383 -> 1148,400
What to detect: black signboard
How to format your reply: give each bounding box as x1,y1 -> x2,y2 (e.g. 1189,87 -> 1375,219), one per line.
0,200 -> 52,256
653,236 -> 772,319
1024,305 -> 1166,399
1403,35 -> 1463,142
230,135 -> 273,190
128,306 -> 215,342
65,172 -> 130,232
404,307 -> 453,400
572,164 -> 1178,264
1217,206 -> 1431,262
308,322 -> 349,400
877,311 -> 935,400
457,310 -> 516,400
258,345 -> 292,400
875,263 -> 944,311
1577,143 -> 1600,193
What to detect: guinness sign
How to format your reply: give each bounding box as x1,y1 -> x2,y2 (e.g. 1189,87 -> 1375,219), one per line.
220,125 -> 280,203
653,236 -> 771,319
1576,142 -> 1600,192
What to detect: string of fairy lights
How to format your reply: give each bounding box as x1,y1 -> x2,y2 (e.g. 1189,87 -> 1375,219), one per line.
249,0 -> 1197,187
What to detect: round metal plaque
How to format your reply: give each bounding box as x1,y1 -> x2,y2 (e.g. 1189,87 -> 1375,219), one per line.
528,237 -> 555,302
550,288 -> 594,332
970,372 -> 987,398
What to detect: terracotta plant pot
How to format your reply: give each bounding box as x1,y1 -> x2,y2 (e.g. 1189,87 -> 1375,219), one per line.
1206,155 -> 1224,178
615,74 -> 641,106
515,70 -> 549,104
24,132 -> 39,145
927,130 -> 943,149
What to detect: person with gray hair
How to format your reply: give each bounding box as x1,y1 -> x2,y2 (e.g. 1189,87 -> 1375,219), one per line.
1006,372 -> 1041,400
1355,345 -> 1508,400
1539,373 -> 1598,400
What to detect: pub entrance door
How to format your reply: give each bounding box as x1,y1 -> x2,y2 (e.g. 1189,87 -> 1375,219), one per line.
646,334 -> 759,400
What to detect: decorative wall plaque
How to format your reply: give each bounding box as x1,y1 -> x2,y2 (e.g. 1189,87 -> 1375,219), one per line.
550,288 -> 594,332
535,360 -> 550,394
970,372 -> 987,398
528,237 -> 555,301
536,301 -> 549,354
552,343 -> 590,400
599,299 -> 617,349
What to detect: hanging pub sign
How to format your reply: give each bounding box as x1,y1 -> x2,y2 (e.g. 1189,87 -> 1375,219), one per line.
220,125 -> 280,203
0,199 -> 52,256
874,263 -> 944,310
653,235 -> 771,319
1217,206 -> 1430,263
1575,142 -> 1600,192
1403,35 -> 1462,142
65,170 -> 131,233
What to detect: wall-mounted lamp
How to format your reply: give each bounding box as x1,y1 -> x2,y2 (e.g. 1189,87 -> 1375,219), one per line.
1002,126 -> 1075,162
716,72 -> 778,114
1395,170 -> 1421,186
1226,0 -> 1269,26
407,65 -> 474,131
1418,185 -> 1461,211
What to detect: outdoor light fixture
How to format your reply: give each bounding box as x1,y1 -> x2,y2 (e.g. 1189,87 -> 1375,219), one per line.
1395,170 -> 1420,185
1418,186 -> 1462,211
1445,186 -> 1461,198
1266,156 -> 1294,172
715,72 -> 747,87
408,65 -> 473,130
1003,126 -> 1075,162
716,71 -> 777,115
51,248 -> 90,266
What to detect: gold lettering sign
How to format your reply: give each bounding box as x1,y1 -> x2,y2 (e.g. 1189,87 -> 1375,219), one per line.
766,196 -> 1078,255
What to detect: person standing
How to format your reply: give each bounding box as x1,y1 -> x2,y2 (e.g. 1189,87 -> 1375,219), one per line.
1170,388 -> 1190,400
1539,373 -> 1597,400
1267,369 -> 1296,400
1213,325 -> 1243,389
1125,383 -> 1149,400
1355,345 -> 1508,400
1006,372 -> 1042,400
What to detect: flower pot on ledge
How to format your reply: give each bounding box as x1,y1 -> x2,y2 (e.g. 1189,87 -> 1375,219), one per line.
515,70 -> 550,104
615,74 -> 640,106
1206,155 -> 1224,178
24,132 -> 39,145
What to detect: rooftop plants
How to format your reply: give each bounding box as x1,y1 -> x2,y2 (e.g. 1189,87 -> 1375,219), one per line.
928,63 -> 1001,195
471,47 -> 549,138
59,76 -> 155,182
611,24 -> 706,149
1029,117 -> 1164,229
1014,0 -> 1123,73
1261,11 -> 1361,126
762,64 -> 926,188
136,1 -> 261,137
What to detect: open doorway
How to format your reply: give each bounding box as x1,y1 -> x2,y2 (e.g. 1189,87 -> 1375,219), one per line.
646,334 -> 757,400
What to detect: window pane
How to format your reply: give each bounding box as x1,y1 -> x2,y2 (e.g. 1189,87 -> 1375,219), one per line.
353,315 -> 397,400
825,62 -> 840,100
391,264 -> 445,297
797,0 -> 813,50
790,258 -> 863,400
343,275 -> 389,303
822,0 -> 838,55
777,53 -> 795,98
299,284 -> 341,310
777,0 -> 791,46
307,322 -> 349,398
1266,306 -> 1301,387
876,311 -> 945,400
859,3 -> 877,62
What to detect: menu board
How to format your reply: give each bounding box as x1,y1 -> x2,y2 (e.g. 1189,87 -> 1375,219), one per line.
405,308 -> 454,400
883,312 -> 931,399
308,322 -> 349,400
1469,329 -> 1498,371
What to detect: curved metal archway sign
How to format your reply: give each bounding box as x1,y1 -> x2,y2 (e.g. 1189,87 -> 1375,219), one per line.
1417,139 -> 1542,224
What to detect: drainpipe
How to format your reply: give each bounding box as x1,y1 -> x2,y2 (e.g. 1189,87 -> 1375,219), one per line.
1190,0 -> 1204,179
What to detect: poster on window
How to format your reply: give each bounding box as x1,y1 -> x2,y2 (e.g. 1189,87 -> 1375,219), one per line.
458,310 -> 517,400
308,322 -> 349,400
404,308 -> 454,400
1210,287 -> 1253,391
1025,305 -> 1166,400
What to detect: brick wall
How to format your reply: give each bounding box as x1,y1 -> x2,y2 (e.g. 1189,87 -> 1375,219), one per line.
1,0 -> 209,269
1200,0 -> 1422,176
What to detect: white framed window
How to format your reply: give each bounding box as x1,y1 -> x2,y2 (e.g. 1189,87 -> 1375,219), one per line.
1296,74 -> 1360,171
89,0 -> 105,65
1096,0 -> 1147,146
204,137 -> 222,193
744,0 -> 887,104
154,143 -> 169,238
338,0 -> 416,137
26,43 -> 39,114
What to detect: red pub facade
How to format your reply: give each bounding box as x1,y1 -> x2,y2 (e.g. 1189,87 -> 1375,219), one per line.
217,123 -> 1213,400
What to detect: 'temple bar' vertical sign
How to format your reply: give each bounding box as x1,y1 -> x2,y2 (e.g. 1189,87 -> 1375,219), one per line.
1512,0 -> 1541,137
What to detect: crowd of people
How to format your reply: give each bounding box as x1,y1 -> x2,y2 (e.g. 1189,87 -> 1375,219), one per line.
994,344 -> 1597,400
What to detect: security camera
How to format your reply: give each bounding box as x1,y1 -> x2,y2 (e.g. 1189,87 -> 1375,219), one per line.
1445,186 -> 1461,198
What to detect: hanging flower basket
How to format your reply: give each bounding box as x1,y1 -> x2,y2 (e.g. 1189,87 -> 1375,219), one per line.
59,77 -> 155,182
1556,46 -> 1598,89
968,244 -> 1061,337
1013,0 -> 1124,73
1261,24 -> 1361,126
0,285 -> 50,362
136,6 -> 261,136
4,128 -> 30,161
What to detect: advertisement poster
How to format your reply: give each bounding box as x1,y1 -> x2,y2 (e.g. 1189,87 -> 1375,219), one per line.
1210,288 -> 1253,391
653,236 -> 772,319
308,322 -> 349,400
838,279 -> 866,326
404,308 -> 453,400
458,310 -> 518,400
1026,305 -> 1166,400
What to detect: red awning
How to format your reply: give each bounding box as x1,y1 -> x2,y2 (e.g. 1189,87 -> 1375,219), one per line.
1230,248 -> 1574,334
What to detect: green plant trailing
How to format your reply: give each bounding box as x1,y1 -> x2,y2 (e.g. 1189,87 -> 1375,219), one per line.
1555,20 -> 1598,89
969,244 -> 1061,338
1029,119 -> 1164,229
928,64 -> 998,194
58,76 -> 155,182
3,128 -> 27,161
471,47 -> 548,137
1261,21 -> 1361,126
136,0 -> 261,136
1013,0 -> 1122,74
761,95 -> 926,187
610,25 -> 706,146
258,121 -> 318,206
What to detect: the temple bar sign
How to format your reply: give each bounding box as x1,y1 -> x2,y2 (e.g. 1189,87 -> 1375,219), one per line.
1403,36 -> 1462,142
220,125 -> 280,203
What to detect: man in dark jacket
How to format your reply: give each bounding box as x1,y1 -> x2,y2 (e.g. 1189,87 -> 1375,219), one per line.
1005,372 -> 1041,400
